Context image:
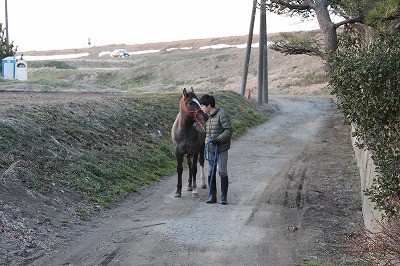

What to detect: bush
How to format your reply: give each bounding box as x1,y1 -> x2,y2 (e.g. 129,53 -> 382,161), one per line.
0,23 -> 17,73
329,34 -> 400,216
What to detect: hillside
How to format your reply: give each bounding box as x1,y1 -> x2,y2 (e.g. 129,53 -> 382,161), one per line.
5,32 -> 327,97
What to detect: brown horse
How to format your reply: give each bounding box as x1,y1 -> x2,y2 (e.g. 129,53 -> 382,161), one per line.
171,87 -> 206,198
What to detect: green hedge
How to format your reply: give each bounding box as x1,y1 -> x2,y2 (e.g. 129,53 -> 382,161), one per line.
330,34 -> 400,216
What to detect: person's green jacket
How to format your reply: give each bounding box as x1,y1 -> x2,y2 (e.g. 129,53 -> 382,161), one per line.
205,108 -> 232,153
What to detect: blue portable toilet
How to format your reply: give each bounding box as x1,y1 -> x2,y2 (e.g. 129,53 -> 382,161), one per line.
2,56 -> 16,79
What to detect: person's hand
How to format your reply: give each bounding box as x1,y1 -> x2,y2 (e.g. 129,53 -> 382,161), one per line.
210,137 -> 220,145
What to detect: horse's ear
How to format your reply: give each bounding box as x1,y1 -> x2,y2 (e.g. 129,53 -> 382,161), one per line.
189,87 -> 194,93
182,88 -> 188,98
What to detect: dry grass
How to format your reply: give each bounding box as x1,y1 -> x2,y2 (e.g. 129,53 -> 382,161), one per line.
19,32 -> 327,97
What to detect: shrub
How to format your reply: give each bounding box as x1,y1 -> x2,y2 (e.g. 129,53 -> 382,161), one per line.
0,23 -> 17,73
329,34 -> 400,216
348,207 -> 400,265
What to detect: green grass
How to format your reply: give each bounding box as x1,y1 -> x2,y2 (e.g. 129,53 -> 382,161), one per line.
347,153 -> 358,166
76,207 -> 92,220
28,60 -> 76,69
217,92 -> 267,139
31,79 -> 72,90
0,91 -> 267,213
28,67 -> 157,91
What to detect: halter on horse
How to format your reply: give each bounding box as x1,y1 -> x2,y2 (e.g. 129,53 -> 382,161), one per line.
171,87 -> 206,198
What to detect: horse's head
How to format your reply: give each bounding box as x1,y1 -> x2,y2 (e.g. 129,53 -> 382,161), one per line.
180,87 -> 205,124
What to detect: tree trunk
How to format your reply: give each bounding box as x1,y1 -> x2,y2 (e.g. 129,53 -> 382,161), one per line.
313,0 -> 338,54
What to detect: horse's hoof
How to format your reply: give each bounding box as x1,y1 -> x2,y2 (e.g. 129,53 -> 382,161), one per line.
187,186 -> 193,191
201,185 -> 207,189
174,193 -> 181,198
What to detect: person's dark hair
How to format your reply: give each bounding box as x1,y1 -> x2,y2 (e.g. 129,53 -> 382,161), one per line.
200,94 -> 215,107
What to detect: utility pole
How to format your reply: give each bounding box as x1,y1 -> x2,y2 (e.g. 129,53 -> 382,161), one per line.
240,0 -> 257,97
240,0 -> 269,104
262,0 -> 268,104
5,0 -> 9,45
257,0 -> 266,104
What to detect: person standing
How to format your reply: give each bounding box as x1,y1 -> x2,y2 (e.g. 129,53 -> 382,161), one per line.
198,94 -> 233,205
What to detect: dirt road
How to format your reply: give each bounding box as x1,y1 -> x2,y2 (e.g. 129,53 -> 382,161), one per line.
31,96 -> 361,266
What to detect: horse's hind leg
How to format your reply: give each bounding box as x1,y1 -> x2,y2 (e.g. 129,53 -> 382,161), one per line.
199,147 -> 207,189
175,152 -> 184,198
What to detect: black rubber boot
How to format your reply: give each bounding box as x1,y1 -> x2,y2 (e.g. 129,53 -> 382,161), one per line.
206,175 -> 217,204
206,195 -> 217,204
220,175 -> 228,205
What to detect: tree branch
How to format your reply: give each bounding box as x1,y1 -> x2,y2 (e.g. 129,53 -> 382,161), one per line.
333,15 -> 365,29
270,0 -> 312,11
270,42 -> 326,60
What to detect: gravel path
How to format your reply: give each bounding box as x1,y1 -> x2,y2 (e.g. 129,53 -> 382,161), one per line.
31,96 -> 360,266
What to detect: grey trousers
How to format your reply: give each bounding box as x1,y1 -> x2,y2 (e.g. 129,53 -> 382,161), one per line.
207,150 -> 228,177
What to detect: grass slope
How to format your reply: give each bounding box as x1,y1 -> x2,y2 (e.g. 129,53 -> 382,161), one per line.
0,91 -> 266,215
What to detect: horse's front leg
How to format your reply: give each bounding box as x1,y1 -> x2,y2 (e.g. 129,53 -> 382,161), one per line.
175,152 -> 184,198
186,154 -> 193,192
190,154 -> 199,198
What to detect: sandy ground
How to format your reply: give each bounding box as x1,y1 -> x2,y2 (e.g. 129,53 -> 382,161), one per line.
27,96 -> 362,266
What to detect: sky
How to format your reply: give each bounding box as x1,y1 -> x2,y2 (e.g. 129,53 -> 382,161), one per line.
0,0 -> 322,52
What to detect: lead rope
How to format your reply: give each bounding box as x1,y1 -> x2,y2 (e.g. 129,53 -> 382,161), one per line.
205,140 -> 219,199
